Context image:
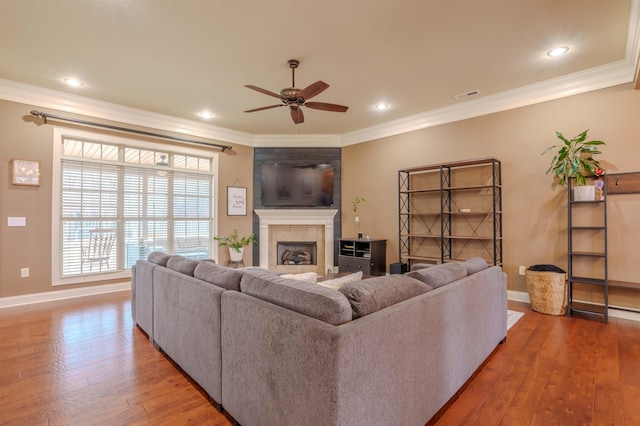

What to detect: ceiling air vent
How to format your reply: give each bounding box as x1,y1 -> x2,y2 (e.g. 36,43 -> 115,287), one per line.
454,90 -> 480,100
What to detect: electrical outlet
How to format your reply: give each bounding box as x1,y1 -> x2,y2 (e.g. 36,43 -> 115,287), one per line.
518,266 -> 526,276
21,267 -> 30,278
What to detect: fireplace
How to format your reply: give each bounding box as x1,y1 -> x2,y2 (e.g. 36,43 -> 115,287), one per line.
254,209 -> 338,274
278,241 -> 317,265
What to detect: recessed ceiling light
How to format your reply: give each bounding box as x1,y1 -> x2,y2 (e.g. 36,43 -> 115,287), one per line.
198,111 -> 214,119
547,46 -> 569,57
64,78 -> 84,87
375,103 -> 389,111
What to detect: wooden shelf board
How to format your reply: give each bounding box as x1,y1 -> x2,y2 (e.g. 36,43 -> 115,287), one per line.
400,157 -> 500,173
570,276 -> 606,286
405,255 -> 441,262
444,235 -> 500,240
570,226 -> 605,230
609,280 -> 640,290
570,251 -> 606,257
569,301 -> 607,315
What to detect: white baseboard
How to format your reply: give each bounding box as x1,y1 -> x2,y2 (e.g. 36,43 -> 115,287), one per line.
508,290 -> 640,322
0,282 -> 131,309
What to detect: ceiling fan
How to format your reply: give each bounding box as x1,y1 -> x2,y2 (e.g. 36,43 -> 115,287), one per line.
243,59 -> 348,124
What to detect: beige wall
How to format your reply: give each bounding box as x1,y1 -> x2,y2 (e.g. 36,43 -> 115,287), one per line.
2,84 -> 639,307
341,83 -> 640,309
0,100 -> 254,298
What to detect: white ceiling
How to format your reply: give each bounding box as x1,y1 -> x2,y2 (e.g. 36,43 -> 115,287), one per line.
1,0 -> 638,143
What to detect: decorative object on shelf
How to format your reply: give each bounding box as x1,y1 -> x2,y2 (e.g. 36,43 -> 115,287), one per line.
227,186 -> 247,216
352,196 -> 366,239
10,159 -> 40,186
214,229 -> 257,261
594,171 -> 606,200
542,129 -> 606,201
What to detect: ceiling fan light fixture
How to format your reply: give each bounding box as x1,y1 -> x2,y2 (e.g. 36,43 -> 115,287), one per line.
547,46 -> 569,57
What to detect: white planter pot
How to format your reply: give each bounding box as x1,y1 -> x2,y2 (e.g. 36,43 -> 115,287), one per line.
229,247 -> 244,262
573,185 -> 596,201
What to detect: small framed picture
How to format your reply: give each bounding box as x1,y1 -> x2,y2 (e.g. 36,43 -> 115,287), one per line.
10,159 -> 40,186
227,186 -> 247,216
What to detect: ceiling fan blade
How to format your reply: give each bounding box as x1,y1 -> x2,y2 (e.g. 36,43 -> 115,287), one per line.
297,80 -> 329,100
291,107 -> 304,124
244,85 -> 282,99
244,104 -> 283,113
305,102 -> 349,113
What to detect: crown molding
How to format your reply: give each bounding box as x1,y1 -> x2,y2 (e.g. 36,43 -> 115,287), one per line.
0,78 -> 255,146
341,58 -> 637,146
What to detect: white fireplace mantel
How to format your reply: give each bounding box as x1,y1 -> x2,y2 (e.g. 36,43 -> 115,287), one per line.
254,209 -> 338,271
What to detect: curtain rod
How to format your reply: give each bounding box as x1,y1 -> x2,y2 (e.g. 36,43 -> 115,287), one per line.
29,110 -> 232,152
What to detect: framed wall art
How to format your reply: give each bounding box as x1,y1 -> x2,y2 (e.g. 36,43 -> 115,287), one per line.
10,159 -> 40,186
227,186 -> 247,216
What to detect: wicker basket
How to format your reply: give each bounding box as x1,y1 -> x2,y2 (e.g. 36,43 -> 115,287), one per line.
525,269 -> 567,315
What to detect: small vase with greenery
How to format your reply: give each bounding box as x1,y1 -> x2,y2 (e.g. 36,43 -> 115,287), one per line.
542,129 -> 605,186
214,229 -> 257,261
352,196 -> 366,239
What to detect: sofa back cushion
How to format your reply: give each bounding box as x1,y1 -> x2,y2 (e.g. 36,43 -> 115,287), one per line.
148,251 -> 171,267
166,255 -> 199,276
406,262 -> 466,288
240,270 -> 352,325
338,275 -> 432,319
461,257 -> 489,275
194,261 -> 245,291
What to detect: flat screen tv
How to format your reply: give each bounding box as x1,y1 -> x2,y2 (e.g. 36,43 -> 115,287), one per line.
261,163 -> 334,207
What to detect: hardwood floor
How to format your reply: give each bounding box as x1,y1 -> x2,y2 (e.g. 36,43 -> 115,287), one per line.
1,293 -> 638,425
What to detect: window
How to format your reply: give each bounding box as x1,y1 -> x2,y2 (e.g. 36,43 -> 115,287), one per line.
53,129 -> 217,285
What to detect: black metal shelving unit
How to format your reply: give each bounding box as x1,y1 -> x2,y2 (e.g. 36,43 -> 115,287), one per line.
398,158 -> 502,269
567,179 -> 608,322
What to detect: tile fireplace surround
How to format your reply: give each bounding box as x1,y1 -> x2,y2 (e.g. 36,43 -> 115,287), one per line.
254,209 -> 338,274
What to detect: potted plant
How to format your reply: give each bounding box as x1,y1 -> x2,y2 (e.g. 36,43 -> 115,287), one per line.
214,229 -> 257,262
542,129 -> 606,200
352,196 -> 366,239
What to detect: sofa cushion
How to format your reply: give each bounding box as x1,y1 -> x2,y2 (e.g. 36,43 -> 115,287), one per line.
148,251 -> 171,266
280,272 -> 318,283
194,261 -> 245,291
461,257 -> 489,275
406,262 -> 466,289
166,255 -> 199,276
338,275 -> 432,319
240,270 -> 352,325
317,271 -> 363,290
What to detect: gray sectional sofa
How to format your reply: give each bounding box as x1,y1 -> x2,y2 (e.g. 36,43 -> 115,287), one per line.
131,253 -> 507,426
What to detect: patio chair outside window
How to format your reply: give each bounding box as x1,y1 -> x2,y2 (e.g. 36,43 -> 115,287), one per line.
83,229 -> 116,271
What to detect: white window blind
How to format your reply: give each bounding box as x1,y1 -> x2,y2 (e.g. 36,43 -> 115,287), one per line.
58,136 -> 214,280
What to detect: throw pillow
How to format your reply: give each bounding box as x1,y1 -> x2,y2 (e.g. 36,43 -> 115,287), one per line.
338,275 -> 432,319
405,262 -> 466,288
280,272 -> 318,283
317,271 -> 363,289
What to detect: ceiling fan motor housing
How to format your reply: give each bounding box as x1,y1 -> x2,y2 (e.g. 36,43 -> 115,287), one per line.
280,87 -> 301,101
